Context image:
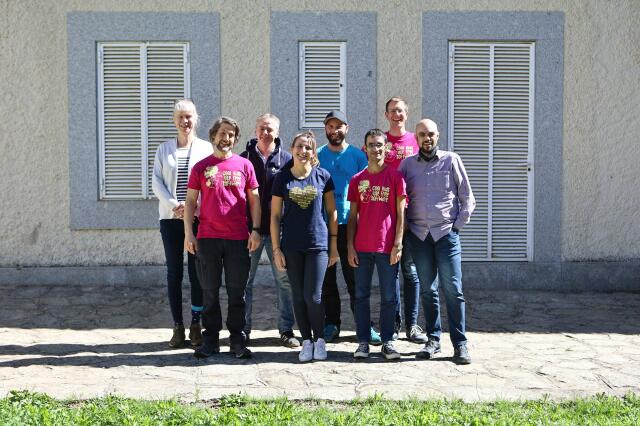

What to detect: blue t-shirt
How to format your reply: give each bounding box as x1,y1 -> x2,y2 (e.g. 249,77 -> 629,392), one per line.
272,167 -> 335,251
317,144 -> 367,224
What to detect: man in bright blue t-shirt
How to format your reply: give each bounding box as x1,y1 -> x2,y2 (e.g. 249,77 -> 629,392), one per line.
317,111 -> 380,345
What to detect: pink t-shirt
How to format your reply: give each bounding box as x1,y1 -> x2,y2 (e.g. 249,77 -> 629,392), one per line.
188,154 -> 259,240
384,131 -> 418,170
347,166 -> 406,254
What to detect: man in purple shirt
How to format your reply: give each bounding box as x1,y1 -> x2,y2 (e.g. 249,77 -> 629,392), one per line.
398,118 -> 476,364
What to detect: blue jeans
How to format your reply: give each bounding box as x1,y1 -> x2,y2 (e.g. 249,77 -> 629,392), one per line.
283,249 -> 327,341
401,232 -> 423,328
408,230 -> 467,345
354,252 -> 399,343
244,236 -> 295,335
159,218 -> 203,326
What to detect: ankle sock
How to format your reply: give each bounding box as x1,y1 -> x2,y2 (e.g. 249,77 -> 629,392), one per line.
191,305 -> 203,324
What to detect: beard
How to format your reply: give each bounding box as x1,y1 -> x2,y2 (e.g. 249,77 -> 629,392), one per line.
326,132 -> 344,146
420,141 -> 438,157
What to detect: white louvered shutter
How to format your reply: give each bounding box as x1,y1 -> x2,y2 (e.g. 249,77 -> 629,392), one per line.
146,43 -> 190,197
98,42 -> 189,200
449,42 -> 534,261
99,43 -> 144,199
299,42 -> 345,128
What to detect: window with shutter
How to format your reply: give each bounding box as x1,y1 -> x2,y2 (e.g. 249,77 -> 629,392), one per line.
299,41 -> 345,129
449,42 -> 534,261
97,42 -> 189,200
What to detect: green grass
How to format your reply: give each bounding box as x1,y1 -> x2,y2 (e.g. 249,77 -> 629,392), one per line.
1,390 -> 639,425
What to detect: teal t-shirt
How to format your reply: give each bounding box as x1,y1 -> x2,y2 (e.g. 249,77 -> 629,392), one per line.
317,143 -> 368,224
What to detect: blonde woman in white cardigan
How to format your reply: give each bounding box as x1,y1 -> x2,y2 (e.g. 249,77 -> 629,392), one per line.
152,99 -> 213,348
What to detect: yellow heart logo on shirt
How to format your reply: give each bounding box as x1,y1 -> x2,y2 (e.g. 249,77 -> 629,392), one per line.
289,185 -> 318,209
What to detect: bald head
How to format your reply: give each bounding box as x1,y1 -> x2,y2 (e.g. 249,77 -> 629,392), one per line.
415,118 -> 440,155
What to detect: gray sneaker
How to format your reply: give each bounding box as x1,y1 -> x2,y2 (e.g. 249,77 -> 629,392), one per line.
453,343 -> 471,365
381,342 -> 401,360
406,325 -> 428,343
354,342 -> 370,359
416,338 -> 441,359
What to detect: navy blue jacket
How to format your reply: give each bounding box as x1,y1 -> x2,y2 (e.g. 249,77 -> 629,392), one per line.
240,137 -> 292,235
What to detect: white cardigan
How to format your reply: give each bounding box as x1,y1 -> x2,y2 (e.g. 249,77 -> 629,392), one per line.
151,137 -> 213,220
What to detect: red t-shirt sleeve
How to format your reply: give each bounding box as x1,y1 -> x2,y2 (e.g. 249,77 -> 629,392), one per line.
245,161 -> 259,190
347,176 -> 360,203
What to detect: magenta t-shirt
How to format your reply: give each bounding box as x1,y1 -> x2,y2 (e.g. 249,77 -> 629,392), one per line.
347,166 -> 406,254
384,131 -> 418,170
188,154 -> 259,240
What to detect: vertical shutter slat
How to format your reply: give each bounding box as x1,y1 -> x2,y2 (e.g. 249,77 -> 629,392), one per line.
299,42 -> 345,128
146,43 -> 188,198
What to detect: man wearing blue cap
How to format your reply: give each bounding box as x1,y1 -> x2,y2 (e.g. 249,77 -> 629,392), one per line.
317,111 -> 380,344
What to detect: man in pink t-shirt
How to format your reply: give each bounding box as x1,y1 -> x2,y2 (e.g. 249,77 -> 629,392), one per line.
347,129 -> 407,360
184,116 -> 261,360
384,97 -> 427,344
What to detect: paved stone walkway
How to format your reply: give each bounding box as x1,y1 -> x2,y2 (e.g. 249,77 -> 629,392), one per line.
1,265 -> 639,402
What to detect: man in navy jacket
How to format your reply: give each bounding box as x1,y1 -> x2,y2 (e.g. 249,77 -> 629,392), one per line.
240,113 -> 299,348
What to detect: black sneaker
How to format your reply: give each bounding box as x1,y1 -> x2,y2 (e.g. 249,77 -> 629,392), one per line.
453,343 -> 471,365
194,340 -> 220,359
381,341 -> 401,360
230,343 -> 252,359
280,331 -> 300,348
353,342 -> 370,359
416,338 -> 441,359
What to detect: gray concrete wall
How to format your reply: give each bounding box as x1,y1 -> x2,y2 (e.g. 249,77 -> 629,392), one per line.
0,1 -> 639,289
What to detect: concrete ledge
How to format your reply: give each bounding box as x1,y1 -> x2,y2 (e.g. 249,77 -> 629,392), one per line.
1,261 -> 639,291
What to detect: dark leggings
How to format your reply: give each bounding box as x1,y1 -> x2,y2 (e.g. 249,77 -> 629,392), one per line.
284,249 -> 328,341
159,218 -> 202,325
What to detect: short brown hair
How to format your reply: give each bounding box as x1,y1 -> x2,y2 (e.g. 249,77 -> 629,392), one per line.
385,96 -> 408,113
208,116 -> 241,144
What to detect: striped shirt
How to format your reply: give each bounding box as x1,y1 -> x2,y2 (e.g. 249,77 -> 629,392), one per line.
175,147 -> 190,202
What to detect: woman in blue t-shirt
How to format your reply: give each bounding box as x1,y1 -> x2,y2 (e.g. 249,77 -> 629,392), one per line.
271,131 -> 339,362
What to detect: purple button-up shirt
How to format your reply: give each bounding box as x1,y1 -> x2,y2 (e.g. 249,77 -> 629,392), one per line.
398,150 -> 475,242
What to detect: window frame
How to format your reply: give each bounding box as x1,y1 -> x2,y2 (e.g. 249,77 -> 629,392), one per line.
67,12 -> 219,229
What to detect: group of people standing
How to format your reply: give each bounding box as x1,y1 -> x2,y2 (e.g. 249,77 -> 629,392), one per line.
152,97 -> 475,365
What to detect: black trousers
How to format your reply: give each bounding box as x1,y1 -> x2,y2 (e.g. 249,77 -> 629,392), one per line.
284,249 -> 328,341
321,224 -> 356,328
197,238 -> 250,346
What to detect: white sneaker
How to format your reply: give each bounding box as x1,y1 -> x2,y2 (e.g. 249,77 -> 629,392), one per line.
299,339 -> 313,362
313,338 -> 327,360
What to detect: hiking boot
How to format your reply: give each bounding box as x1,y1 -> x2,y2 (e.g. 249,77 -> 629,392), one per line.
416,338 -> 441,360
230,343 -> 252,359
169,325 -> 185,348
323,324 -> 340,342
189,323 -> 203,347
406,325 -> 428,344
280,331 -> 300,348
453,343 -> 471,365
381,341 -> 401,360
299,339 -> 314,362
354,342 -> 370,359
369,327 -> 382,346
313,338 -> 327,360
193,339 -> 220,359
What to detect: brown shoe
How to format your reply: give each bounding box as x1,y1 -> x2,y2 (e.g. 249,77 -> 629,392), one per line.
189,323 -> 203,347
169,325 -> 185,348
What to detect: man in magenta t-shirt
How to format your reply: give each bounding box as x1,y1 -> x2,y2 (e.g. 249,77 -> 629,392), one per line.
184,116 -> 261,360
382,97 -> 427,344
347,129 -> 407,360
